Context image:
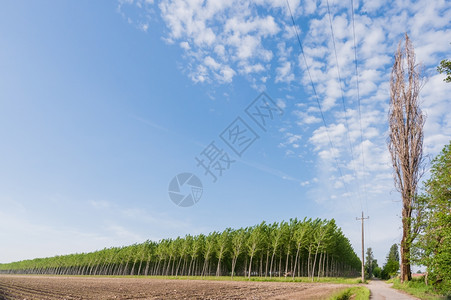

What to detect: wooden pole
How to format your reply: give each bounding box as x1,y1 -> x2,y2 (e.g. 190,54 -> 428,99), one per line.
356,211 -> 369,282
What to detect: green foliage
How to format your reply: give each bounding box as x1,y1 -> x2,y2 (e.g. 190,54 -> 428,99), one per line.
329,286 -> 370,300
0,218 -> 361,280
364,248 -> 378,279
380,244 -> 400,279
414,141 -> 451,294
388,244 -> 400,263
437,59 -> 451,83
373,266 -> 382,279
392,277 -> 447,299
383,260 -> 400,278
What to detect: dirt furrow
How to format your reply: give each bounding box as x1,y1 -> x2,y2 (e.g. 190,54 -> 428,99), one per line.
0,275 -> 351,299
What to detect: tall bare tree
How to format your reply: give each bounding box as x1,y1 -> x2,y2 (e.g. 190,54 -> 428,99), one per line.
388,33 -> 425,283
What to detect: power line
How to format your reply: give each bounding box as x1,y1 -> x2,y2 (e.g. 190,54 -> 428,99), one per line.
350,0 -> 370,215
285,0 -> 355,210
325,0 -> 364,212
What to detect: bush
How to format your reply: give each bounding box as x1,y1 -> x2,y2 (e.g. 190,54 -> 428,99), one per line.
392,276 -> 450,299
380,268 -> 389,280
373,267 -> 382,279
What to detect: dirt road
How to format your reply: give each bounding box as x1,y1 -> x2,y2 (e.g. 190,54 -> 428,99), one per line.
0,275 -> 351,299
368,279 -> 418,300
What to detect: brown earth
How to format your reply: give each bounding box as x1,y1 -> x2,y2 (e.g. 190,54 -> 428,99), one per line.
0,275 -> 352,300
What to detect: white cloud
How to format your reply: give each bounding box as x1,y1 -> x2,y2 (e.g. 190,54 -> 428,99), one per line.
276,61 -> 295,83
280,132 -> 302,149
276,99 -> 286,109
180,41 -> 190,50
119,0 -> 451,265
155,0 -> 287,84
294,110 -> 321,125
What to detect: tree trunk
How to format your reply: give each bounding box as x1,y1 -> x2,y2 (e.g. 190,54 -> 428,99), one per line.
188,257 -> 193,276
270,251 -> 276,278
248,255 -> 254,279
279,251 -> 282,277
312,242 -> 321,281
265,250 -> 269,278
231,256 -> 236,278
401,212 -> 412,282
216,251 -> 223,277
317,252 -> 322,280
131,259 -> 137,276
285,251 -> 289,275
293,244 -> 301,279
175,257 -> 182,276
388,33 -> 424,284
137,259 -> 143,276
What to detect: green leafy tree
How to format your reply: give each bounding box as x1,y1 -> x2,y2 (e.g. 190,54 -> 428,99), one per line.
292,219 -> 309,279
215,229 -> 230,276
230,228 -> 246,278
247,222 -> 265,279
382,244 -> 400,279
437,59 -> 451,82
373,266 -> 382,278
0,218 -> 362,279
201,232 -> 217,276
365,248 -> 375,279
268,222 -> 282,278
415,141 -> 451,294
388,244 -> 400,263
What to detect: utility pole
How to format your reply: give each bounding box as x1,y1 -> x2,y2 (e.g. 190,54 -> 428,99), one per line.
356,211 -> 369,282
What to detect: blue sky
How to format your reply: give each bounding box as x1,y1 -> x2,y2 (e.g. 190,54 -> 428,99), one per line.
0,0 -> 450,268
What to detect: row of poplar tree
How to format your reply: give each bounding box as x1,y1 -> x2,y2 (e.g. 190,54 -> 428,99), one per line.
0,218 -> 361,280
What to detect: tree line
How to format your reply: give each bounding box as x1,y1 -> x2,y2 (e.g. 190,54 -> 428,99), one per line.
0,218 -> 361,280
364,244 -> 399,280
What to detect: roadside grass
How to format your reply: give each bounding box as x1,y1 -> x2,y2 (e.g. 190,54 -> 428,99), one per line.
328,286 -> 370,300
389,277 -> 447,300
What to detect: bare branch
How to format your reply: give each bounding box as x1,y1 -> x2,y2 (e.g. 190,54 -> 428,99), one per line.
387,33 -> 425,283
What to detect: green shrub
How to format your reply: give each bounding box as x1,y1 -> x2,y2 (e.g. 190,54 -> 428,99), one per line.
392,277 -> 449,299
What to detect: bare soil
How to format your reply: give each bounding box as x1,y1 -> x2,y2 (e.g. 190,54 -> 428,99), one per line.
0,275 -> 351,300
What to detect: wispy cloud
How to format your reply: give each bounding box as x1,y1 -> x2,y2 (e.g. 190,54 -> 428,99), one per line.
131,114 -> 170,132
119,0 -> 451,264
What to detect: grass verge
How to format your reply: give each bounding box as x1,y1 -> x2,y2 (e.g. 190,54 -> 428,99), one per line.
328,286 -> 370,300
390,277 -> 448,300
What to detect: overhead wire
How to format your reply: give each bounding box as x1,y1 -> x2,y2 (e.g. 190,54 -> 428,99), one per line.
285,0 -> 356,212
350,0 -> 370,214
285,0 -> 374,249
350,0 -> 372,249
325,0 -> 364,212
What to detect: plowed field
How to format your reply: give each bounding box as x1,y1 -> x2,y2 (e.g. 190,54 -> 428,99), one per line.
0,275 -> 351,299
